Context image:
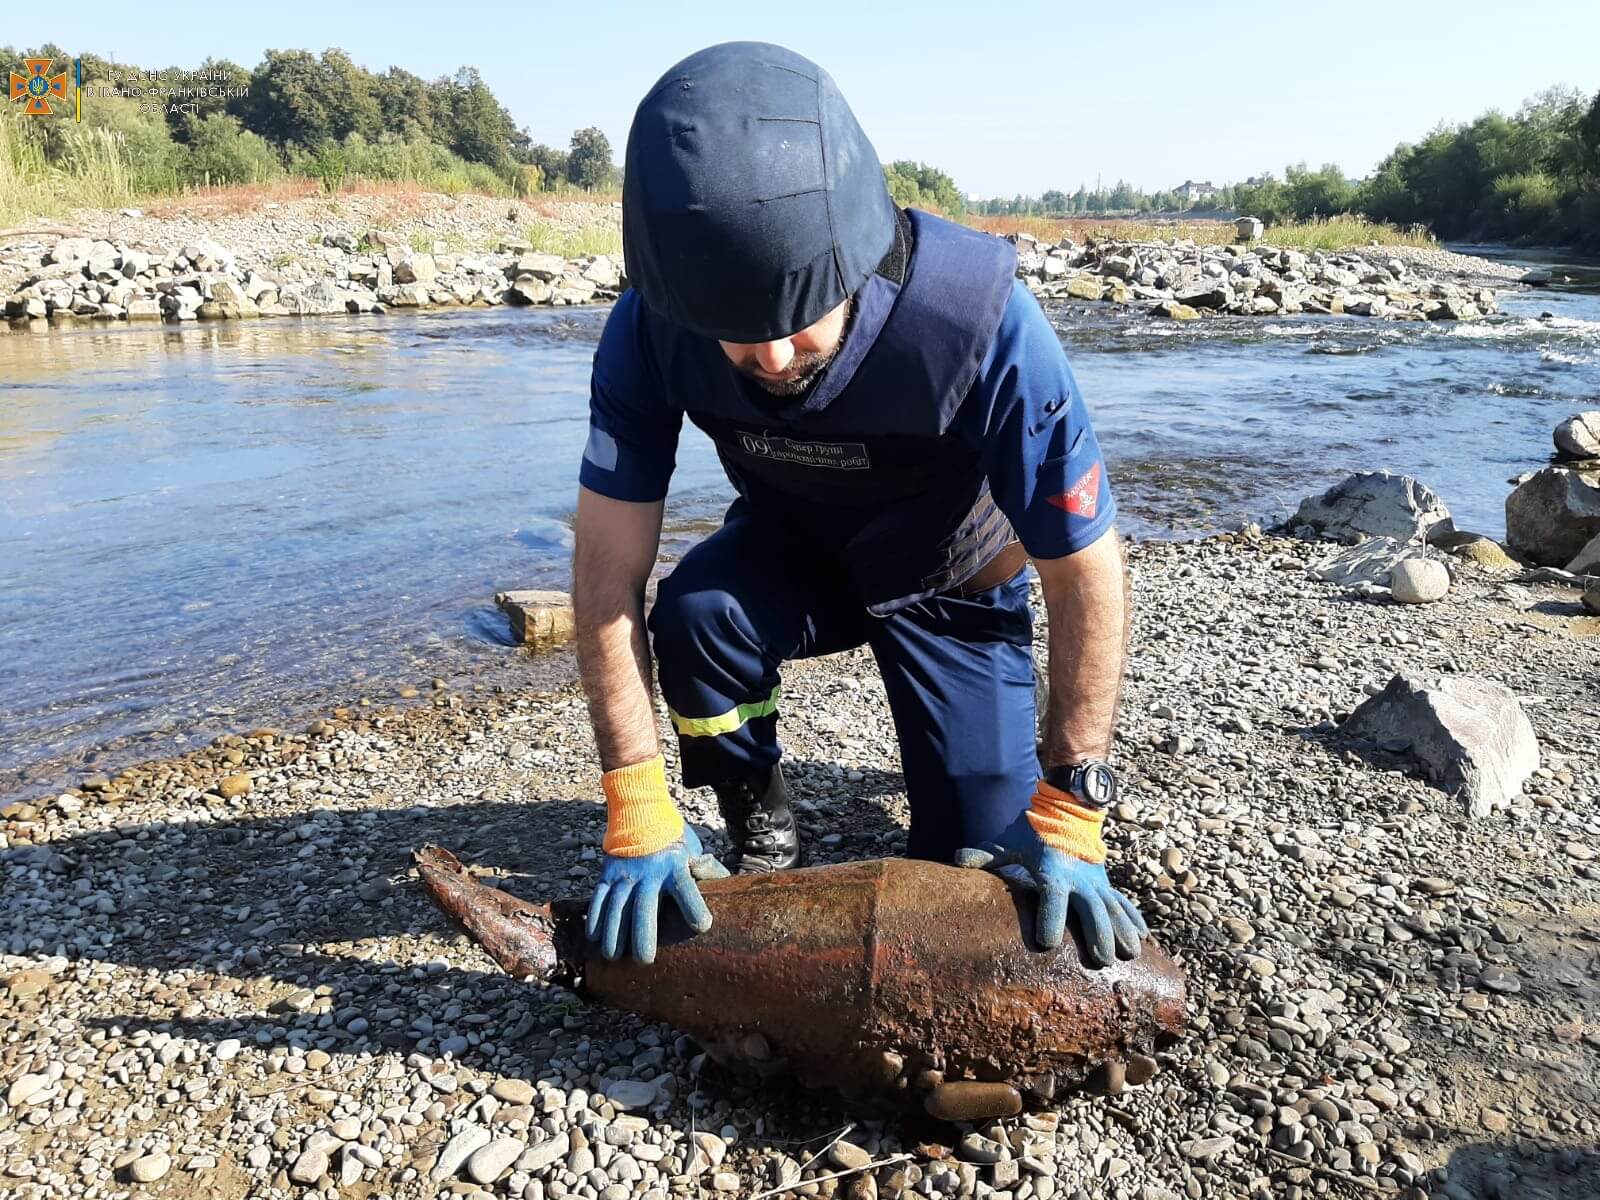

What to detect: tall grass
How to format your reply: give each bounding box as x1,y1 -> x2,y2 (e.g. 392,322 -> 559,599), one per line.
522,218 -> 622,259
1263,215 -> 1436,251
0,115 -> 57,224
0,116 -> 155,222
2,112 -> 616,226
967,212 -> 1436,251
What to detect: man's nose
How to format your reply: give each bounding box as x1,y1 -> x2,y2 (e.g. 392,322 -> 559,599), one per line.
753,340 -> 795,374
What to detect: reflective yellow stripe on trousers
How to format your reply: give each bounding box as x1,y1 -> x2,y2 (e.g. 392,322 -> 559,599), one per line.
669,684 -> 781,737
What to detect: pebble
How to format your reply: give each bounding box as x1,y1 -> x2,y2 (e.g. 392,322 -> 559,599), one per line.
6,1073 -> 50,1106
1389,558 -> 1450,603
830,1140 -> 874,1171
924,1081 -> 1023,1121
956,1134 -> 1004,1165
1221,916 -> 1256,944
492,1078 -> 535,1105
467,1137 -> 526,1185
1477,966 -> 1522,994
433,1126 -> 493,1181
127,1152 -> 171,1183
517,1132 -> 569,1173
289,1147 -> 329,1185
218,771 -> 252,797
603,1078 -> 659,1110
1183,1135 -> 1234,1162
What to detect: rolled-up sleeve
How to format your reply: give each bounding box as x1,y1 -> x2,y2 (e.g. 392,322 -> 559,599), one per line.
578,290 -> 683,503
980,282 -> 1117,559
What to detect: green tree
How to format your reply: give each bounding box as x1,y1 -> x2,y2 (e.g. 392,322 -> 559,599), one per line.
318,49 -> 382,143
525,143 -> 569,190
373,68 -> 437,142
239,50 -> 338,147
181,112 -> 283,185
437,66 -> 515,169
312,138 -> 345,194
1284,162 -> 1355,219
1579,89 -> 1600,172
1233,173 -> 1290,224
885,160 -> 964,215
566,126 -> 614,189
883,163 -> 922,207
1040,188 -> 1067,213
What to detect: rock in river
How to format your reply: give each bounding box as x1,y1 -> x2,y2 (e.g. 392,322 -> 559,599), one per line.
1553,411 -> 1600,462
1292,471 -> 1455,544
1505,466 -> 1600,566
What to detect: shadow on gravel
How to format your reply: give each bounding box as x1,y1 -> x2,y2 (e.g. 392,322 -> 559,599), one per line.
1438,1140 -> 1600,1200
0,780 -> 1001,1149
3,769 -> 905,1044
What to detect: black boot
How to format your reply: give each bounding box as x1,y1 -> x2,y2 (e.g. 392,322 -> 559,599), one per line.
713,764 -> 802,874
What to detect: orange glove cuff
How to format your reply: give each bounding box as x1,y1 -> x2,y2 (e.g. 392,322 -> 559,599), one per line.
1026,778 -> 1108,864
601,754 -> 683,857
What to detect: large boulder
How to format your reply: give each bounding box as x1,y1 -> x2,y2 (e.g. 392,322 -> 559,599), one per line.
1504,466 -> 1600,566
1553,412 -> 1600,462
1338,671 -> 1538,817
1567,531 -> 1600,576
580,256 -> 621,290
512,253 -> 567,282
392,253 -> 437,286
1064,275 -> 1101,301
46,236 -> 93,265
506,277 -> 552,305
1176,283 -> 1231,311
1292,471 -> 1455,544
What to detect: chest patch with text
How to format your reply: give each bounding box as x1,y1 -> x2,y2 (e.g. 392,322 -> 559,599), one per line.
736,433 -> 871,470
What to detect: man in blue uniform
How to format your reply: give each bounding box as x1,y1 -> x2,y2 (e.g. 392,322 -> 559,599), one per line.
572,41 -> 1147,969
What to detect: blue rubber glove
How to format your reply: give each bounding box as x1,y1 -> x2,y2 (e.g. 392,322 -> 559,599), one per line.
586,824 -> 717,965
955,813 -> 1148,967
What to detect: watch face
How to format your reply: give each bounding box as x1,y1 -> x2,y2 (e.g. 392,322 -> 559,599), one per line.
1081,763 -> 1116,807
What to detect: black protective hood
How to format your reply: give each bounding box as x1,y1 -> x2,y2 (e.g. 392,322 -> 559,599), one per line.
622,41 -> 898,343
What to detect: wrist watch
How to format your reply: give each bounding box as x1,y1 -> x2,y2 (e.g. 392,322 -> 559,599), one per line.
1044,759 -> 1118,810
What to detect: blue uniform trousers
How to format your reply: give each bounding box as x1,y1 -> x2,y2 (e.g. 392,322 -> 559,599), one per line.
647,506 -> 1040,862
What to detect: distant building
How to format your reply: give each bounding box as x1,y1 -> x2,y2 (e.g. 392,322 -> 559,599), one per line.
1174,180 -> 1217,203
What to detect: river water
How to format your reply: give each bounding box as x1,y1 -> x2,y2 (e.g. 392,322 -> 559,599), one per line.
3,250 -> 1597,797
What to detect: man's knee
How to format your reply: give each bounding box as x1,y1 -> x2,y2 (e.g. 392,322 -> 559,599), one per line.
649,574 -> 754,672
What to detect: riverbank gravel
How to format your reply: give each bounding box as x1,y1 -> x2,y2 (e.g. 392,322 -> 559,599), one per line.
2,531 -> 1597,1199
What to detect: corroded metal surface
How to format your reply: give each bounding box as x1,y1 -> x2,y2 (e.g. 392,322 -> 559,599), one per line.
413,846 -> 573,982
414,848 -> 1188,1119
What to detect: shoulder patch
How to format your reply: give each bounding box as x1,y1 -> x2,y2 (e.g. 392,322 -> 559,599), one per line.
1047,462 -> 1101,519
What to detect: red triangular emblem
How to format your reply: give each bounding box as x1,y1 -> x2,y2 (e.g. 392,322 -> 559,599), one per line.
1047,462 -> 1100,518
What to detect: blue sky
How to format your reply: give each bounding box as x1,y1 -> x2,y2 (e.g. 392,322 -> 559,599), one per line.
12,1 -> 1598,197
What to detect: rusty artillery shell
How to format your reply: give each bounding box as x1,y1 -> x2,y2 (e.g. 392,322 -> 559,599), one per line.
414,848 -> 1187,1118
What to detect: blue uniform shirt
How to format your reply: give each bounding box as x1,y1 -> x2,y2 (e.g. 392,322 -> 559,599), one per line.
581,278 -> 1116,562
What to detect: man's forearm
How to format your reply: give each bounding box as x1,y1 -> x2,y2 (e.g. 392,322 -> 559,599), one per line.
574,583 -> 659,770
1036,527 -> 1130,767
572,499 -> 664,772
